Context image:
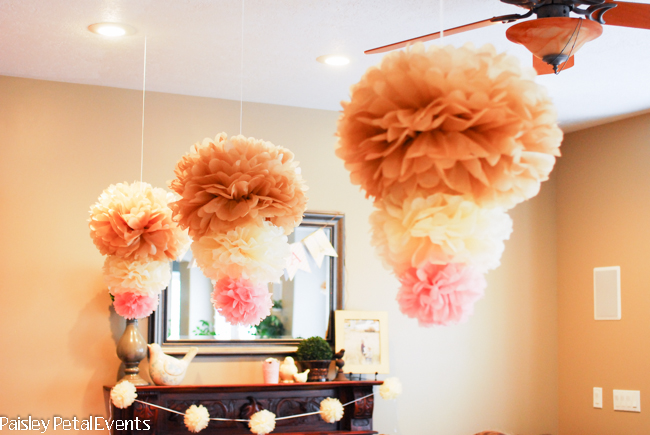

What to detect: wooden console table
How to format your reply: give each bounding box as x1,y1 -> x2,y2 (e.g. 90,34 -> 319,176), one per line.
104,381 -> 382,435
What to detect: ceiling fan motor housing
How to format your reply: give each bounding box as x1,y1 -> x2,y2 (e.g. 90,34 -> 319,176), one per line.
536,4 -> 571,18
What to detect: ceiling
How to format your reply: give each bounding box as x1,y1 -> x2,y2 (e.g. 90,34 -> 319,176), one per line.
2,0 -> 650,132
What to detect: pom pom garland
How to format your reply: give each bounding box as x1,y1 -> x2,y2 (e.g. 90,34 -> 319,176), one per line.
113,292 -> 159,320
249,410 -> 276,435
103,256 -> 171,297
211,277 -> 273,326
110,381 -> 137,409
170,133 -> 308,239
192,220 -> 290,283
336,43 -> 562,209
379,377 -> 403,400
319,398 -> 344,423
89,181 -> 190,261
397,263 -> 486,326
370,192 -> 512,275
105,388 -> 400,432
184,405 -> 210,433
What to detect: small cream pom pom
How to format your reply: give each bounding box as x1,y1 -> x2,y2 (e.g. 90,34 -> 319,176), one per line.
110,381 -> 137,409
184,404 -> 210,433
320,398 -> 344,423
249,409 -> 276,435
379,377 -> 403,400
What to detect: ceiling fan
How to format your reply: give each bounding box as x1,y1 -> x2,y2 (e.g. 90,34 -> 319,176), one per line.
365,0 -> 650,75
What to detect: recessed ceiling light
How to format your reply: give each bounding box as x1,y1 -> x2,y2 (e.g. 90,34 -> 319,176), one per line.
88,23 -> 136,37
317,55 -> 350,66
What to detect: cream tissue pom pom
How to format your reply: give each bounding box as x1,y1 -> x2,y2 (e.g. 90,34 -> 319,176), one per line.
103,256 -> 171,297
320,398 -> 344,423
249,409 -> 276,435
110,381 -> 137,409
370,192 -> 512,275
192,220 -> 290,283
184,404 -> 210,433
379,377 -> 403,400
89,181 -> 190,261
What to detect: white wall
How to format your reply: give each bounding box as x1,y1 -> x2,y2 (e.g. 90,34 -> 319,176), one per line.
0,75 -> 558,434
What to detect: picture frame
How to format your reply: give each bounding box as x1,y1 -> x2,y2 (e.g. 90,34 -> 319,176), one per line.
334,310 -> 389,374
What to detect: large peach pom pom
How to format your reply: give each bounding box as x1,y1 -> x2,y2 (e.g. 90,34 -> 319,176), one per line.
397,263 -> 486,326
89,182 -> 190,261
192,220 -> 290,283
170,133 -> 308,238
336,43 -> 562,209
370,192 -> 512,275
211,277 -> 273,326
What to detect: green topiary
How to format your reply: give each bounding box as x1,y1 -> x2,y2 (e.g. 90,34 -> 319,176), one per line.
295,336 -> 333,361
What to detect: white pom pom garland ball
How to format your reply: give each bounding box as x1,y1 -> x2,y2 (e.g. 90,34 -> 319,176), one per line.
319,398 -> 344,423
110,381 -> 137,409
379,377 -> 403,400
249,409 -> 276,435
184,404 -> 210,433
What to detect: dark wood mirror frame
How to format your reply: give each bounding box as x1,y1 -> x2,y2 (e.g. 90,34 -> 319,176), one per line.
148,211 -> 345,356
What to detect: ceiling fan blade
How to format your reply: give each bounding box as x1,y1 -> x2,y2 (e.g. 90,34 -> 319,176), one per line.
533,55 -> 575,75
365,18 -> 499,55
603,1 -> 650,30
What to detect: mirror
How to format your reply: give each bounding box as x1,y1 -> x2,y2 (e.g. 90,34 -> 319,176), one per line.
148,211 -> 345,355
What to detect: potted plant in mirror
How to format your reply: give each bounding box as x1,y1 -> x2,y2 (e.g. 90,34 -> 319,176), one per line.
295,336 -> 334,382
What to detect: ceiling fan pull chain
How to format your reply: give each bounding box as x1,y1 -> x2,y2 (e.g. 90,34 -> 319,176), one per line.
556,18 -> 582,75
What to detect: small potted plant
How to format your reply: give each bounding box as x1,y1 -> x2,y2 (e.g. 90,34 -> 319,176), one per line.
295,336 -> 333,382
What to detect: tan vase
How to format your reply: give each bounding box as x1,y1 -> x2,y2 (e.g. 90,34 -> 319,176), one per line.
116,318 -> 149,385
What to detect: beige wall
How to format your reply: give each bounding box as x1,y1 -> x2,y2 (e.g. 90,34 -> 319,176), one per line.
0,75 -> 558,434
557,113 -> 650,434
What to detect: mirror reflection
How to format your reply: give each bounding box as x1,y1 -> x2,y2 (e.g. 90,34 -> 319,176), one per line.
149,212 -> 344,355
167,225 -> 332,341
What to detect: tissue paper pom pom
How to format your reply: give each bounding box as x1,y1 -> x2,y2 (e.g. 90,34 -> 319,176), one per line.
192,220 -> 290,283
184,404 -> 210,433
103,256 -> 171,296
397,263 -> 486,326
379,377 -> 403,400
370,192 -> 512,275
110,381 -> 137,409
113,292 -> 158,319
249,410 -> 276,435
170,133 -> 308,238
336,43 -> 562,209
89,181 -> 190,261
320,398 -> 344,423
211,277 -> 272,326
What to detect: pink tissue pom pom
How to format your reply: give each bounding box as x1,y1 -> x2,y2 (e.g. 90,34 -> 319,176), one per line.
211,277 -> 272,326
397,263 -> 486,326
113,292 -> 158,319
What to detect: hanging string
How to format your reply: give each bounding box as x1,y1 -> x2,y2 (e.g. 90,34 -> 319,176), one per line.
439,0 -> 444,41
140,36 -> 148,186
128,392 -> 377,423
239,0 -> 245,136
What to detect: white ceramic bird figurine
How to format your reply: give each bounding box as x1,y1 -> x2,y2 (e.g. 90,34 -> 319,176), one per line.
293,369 -> 309,383
148,343 -> 198,386
279,356 -> 298,383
